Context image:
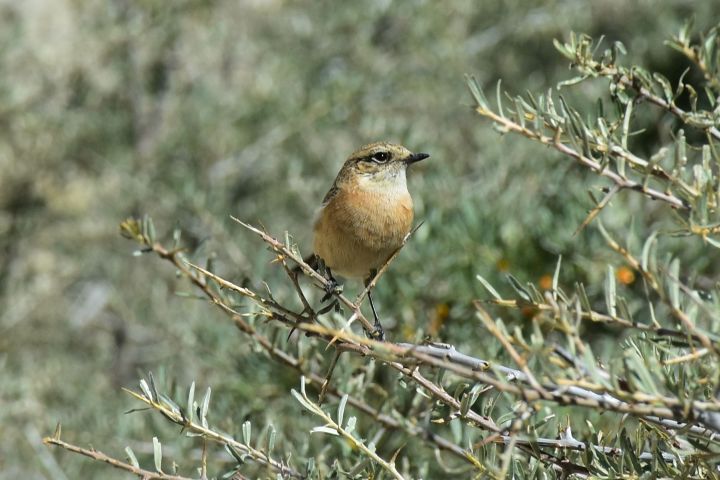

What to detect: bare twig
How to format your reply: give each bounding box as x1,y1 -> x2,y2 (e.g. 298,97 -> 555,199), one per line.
318,349 -> 342,406
355,221 -> 424,306
231,217 -> 378,335
574,184 -> 620,236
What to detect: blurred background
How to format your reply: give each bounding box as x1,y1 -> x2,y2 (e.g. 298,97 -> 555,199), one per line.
1,0 -> 715,477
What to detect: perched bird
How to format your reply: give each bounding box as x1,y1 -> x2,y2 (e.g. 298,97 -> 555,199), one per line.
311,141 -> 429,339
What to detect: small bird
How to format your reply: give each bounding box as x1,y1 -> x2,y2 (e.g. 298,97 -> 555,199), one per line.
311,141 -> 429,339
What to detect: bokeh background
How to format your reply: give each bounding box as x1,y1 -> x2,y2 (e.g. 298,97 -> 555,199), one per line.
2,0 -> 716,477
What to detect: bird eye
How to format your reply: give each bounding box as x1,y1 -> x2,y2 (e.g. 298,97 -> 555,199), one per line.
371,152 -> 390,163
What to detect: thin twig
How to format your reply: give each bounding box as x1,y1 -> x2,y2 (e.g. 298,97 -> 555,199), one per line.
318,350 -> 342,406
355,221 -> 424,306
148,241 -> 478,464
473,105 -> 689,210
293,378 -> 406,480
44,438 -> 192,480
574,184 -> 620,236
123,389 -> 304,479
230,217 -> 377,335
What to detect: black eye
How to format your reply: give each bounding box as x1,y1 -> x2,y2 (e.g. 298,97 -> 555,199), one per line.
371,151 -> 390,163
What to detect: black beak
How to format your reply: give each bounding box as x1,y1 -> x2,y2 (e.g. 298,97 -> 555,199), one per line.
406,152 -> 430,164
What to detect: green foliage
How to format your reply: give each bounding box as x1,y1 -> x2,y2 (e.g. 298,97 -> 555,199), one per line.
3,1 -> 720,479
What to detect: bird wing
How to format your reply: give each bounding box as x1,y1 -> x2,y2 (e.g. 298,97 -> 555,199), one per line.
321,182 -> 339,206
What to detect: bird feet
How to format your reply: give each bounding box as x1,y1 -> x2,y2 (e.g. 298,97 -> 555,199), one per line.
321,276 -> 343,303
316,258 -> 343,302
368,320 -> 385,341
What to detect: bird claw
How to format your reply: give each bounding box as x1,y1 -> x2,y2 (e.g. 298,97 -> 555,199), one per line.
368,321 -> 385,341
321,277 -> 343,302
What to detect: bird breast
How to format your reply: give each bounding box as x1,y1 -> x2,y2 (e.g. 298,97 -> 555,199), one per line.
313,183 -> 414,279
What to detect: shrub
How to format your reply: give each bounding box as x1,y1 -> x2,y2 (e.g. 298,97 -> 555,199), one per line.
44,21 -> 720,479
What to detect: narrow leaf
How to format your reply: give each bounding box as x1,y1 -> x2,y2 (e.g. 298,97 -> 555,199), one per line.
477,274 -> 502,300
125,446 -> 139,468
552,255 -> 562,300
201,387 -> 212,425
605,265 -> 617,317
242,421 -> 252,446
311,426 -> 339,436
187,382 -> 195,424
337,394 -> 348,427
507,274 -> 532,302
153,437 -> 162,472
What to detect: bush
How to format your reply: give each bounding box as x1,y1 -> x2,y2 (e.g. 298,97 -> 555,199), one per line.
40,19 -> 720,478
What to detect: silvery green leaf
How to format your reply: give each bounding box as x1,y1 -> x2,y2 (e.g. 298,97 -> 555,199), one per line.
187,381 -> 195,424
496,79 -> 504,118
125,446 -> 139,468
552,255 -> 562,299
641,231 -> 658,272
291,389 -> 315,411
506,274 -> 531,302
604,265 -> 617,317
345,416 -> 357,434
139,379 -> 152,401
465,75 -> 489,109
337,394 -> 348,427
242,421 -> 251,446
267,425 -> 276,453
201,387 -> 212,426
153,437 -> 162,472
476,274 -> 502,300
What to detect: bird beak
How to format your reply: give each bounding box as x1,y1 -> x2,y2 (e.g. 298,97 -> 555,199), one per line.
406,152 -> 430,164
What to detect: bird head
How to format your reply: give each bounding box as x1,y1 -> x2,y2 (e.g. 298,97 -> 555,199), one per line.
341,142 -> 429,189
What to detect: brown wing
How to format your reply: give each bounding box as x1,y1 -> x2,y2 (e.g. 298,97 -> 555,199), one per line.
321,182 -> 339,205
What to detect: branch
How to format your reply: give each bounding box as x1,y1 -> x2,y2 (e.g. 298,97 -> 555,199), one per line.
292,377 -> 406,480
123,388 -> 304,479
119,218 -> 720,478
143,235 -> 480,466
152,228 -> 720,433
597,223 -> 717,354
230,216 -> 378,335
44,437 -> 192,480
472,104 -> 689,210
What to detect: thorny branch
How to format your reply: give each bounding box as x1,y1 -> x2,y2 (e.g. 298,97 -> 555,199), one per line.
99,216 -> 720,479
119,220 -> 482,468
122,388 -> 304,478
186,222 -> 720,432
467,102 -> 689,210
597,223 -> 717,353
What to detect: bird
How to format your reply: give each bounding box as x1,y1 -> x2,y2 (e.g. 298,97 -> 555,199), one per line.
311,141 -> 429,339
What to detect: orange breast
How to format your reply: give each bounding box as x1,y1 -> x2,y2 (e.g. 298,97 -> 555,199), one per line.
313,188 -> 413,279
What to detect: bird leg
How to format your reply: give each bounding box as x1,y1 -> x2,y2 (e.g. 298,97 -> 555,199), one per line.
289,257 -> 342,341
314,256 -> 342,302
365,270 -> 385,341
